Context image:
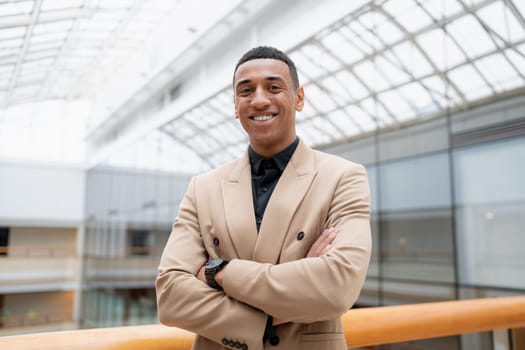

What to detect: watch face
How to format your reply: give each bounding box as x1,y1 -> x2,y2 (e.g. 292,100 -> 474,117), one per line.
206,258 -> 224,269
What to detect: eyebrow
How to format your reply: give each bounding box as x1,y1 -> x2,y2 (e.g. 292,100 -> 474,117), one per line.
235,76 -> 286,89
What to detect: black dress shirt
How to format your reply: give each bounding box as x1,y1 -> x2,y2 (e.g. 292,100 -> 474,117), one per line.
248,137 -> 299,232
248,137 -> 299,344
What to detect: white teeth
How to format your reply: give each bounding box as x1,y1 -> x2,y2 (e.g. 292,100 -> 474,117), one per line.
253,115 -> 274,121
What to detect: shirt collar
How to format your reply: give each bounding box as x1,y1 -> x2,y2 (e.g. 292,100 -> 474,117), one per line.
249,137 -> 299,174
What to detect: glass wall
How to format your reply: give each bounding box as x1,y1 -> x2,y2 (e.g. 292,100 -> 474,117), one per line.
454,136 -> 525,290
81,165 -> 191,328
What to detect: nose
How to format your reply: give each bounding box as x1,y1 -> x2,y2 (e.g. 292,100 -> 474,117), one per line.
251,87 -> 270,109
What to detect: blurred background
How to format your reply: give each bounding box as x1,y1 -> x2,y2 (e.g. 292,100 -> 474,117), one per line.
0,0 -> 524,349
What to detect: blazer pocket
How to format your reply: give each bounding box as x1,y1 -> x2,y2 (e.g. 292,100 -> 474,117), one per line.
300,332 -> 346,350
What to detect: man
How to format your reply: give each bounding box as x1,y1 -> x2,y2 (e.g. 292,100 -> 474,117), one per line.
156,46 -> 371,350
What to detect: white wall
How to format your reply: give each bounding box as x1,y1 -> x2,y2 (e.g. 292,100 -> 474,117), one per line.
0,160 -> 85,226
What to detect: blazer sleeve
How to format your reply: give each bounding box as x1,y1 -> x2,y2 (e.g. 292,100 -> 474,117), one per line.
156,177 -> 268,350
222,164 -> 372,324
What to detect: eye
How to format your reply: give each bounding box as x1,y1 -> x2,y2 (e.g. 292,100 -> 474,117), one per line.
269,85 -> 281,92
238,87 -> 252,96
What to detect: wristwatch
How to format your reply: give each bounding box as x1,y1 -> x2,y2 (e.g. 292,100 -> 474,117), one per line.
205,258 -> 228,290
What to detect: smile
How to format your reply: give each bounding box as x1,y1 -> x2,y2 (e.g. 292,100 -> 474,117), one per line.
250,114 -> 277,121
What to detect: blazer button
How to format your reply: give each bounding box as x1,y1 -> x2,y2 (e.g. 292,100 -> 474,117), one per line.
296,231 -> 305,240
213,237 -> 220,246
221,338 -> 228,345
234,341 -> 241,348
241,344 -> 248,350
269,335 -> 280,346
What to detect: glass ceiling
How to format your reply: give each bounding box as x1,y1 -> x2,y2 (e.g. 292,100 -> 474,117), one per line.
144,0 -> 525,173
1,0 -> 525,170
0,0 -> 185,163
0,0 -> 180,107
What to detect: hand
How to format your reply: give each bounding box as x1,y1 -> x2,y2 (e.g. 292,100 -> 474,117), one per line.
196,264 -> 225,287
307,227 -> 337,258
197,265 -> 206,283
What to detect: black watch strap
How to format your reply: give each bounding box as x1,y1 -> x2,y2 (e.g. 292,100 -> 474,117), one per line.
205,258 -> 228,290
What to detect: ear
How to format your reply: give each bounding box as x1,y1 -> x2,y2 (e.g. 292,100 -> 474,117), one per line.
233,96 -> 239,119
295,86 -> 304,112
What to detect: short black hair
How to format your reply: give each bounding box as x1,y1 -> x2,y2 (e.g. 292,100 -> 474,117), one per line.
233,46 -> 300,88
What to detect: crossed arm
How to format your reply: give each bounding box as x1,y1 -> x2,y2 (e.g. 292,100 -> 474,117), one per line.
196,227 -> 338,325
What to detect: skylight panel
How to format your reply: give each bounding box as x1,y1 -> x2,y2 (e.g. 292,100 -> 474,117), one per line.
347,21 -> 380,56
418,0 -> 463,19
361,97 -> 394,127
0,55 -> 17,66
419,75 -> 448,103
30,30 -> 68,43
305,83 -> 337,113
25,48 -> 58,61
191,133 -> 218,154
0,1 -> 33,16
188,106 -> 217,129
506,45 -> 525,76
345,104 -> 376,131
305,118 -> 338,144
475,53 -> 521,92
334,70 -> 370,101
416,28 -> 466,72
291,50 -> 325,81
377,89 -> 415,121
141,0 -> 177,12
353,60 -> 392,92
477,1 -> 525,44
514,0 -> 525,20
206,99 -> 231,119
97,0 -> 136,10
319,30 -> 361,65
302,43 -> 342,74
22,58 -> 54,69
126,20 -> 154,34
397,81 -> 438,115
33,20 -> 74,35
319,75 -> 354,106
168,119 -> 195,139
219,121 -> 245,142
82,18 -> 119,32
11,85 -> 38,99
325,109 -> 360,137
335,25 -> 367,62
0,26 -> 26,39
462,0 -> 489,7
448,64 -> 492,100
41,0 -> 84,11
298,97 -> 316,120
446,14 -> 497,59
374,52 -> 411,86
374,17 -> 404,45
296,122 -> 322,145
17,71 -> 46,85
0,64 -> 13,75
2,37 -> 23,48
383,0 -> 433,32
29,39 -> 63,51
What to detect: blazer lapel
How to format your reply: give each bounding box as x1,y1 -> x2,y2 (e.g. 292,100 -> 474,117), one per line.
252,141 -> 317,264
221,151 -> 258,260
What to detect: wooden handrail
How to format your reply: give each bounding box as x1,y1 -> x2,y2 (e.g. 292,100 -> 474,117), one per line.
342,296 -> 525,347
0,246 -> 76,257
1,296 -> 524,349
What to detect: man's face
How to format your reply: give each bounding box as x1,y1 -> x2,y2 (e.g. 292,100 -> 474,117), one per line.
233,58 -> 304,158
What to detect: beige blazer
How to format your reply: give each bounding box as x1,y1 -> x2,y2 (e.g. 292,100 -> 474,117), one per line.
156,140 -> 371,350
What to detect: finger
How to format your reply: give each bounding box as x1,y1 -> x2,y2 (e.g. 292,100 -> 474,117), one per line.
307,228 -> 336,258
322,243 -> 332,255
